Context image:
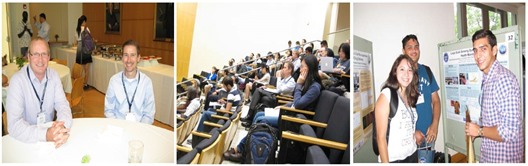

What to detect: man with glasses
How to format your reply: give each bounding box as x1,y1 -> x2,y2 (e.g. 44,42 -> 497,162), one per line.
465,29 -> 523,163
104,40 -> 155,124
6,37 -> 72,148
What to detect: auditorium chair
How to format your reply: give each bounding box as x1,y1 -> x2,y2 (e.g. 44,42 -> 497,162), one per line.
278,96 -> 350,164
177,147 -> 200,164
193,129 -> 221,164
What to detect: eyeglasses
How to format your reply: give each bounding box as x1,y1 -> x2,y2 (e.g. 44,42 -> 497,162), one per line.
29,52 -> 49,58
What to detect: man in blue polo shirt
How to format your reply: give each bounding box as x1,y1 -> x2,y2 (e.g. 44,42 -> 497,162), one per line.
402,35 -> 441,148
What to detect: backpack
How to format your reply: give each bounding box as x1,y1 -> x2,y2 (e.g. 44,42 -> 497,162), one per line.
81,28 -> 94,54
372,87 -> 398,156
423,65 -> 434,83
243,123 -> 279,164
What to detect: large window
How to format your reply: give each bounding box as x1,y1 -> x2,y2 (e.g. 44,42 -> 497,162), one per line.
455,3 -> 517,38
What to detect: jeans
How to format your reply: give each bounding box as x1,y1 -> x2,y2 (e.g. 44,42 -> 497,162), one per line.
196,108 -> 216,132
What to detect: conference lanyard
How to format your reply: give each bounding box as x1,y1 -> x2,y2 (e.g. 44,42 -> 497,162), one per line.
122,71 -> 140,113
27,67 -> 48,113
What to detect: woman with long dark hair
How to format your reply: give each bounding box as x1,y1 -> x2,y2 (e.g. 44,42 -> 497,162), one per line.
75,15 -> 93,90
374,54 -> 419,163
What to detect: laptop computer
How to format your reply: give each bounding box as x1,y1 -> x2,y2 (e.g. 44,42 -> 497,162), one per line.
320,57 -> 334,73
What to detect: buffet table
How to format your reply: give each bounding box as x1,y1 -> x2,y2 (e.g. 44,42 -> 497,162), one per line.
2,118 -> 174,163
53,47 -> 174,127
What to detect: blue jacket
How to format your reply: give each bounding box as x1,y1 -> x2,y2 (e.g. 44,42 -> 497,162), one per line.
292,82 -> 322,111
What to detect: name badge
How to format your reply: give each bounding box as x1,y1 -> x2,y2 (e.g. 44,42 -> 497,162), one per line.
417,94 -> 425,105
126,113 -> 136,122
37,113 -> 46,127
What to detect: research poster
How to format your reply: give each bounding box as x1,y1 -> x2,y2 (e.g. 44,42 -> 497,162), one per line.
353,50 -> 375,153
441,42 -> 509,124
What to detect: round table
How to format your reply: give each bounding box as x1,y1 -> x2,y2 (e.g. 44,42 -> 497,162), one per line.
2,62 -> 72,93
2,118 -> 174,163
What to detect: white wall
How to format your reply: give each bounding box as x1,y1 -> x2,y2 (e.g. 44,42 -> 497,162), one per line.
2,3 -> 10,59
188,2 -> 327,78
67,3 -> 82,46
354,3 -> 455,153
7,3 -> 82,57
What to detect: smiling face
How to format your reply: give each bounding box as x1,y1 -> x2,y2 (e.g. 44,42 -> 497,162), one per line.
402,39 -> 420,63
472,38 -> 497,74
396,59 -> 414,88
122,45 -> 140,77
28,39 -> 50,79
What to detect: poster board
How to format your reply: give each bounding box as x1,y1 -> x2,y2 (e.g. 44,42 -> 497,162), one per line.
352,35 -> 377,162
438,26 -> 523,161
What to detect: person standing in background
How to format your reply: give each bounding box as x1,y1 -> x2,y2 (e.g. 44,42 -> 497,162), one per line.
401,34 -> 441,150
33,13 -> 50,42
17,11 -> 32,58
74,15 -> 93,90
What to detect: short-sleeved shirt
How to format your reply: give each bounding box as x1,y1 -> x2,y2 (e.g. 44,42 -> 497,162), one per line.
415,64 -> 439,135
226,87 -> 241,112
17,21 -> 32,47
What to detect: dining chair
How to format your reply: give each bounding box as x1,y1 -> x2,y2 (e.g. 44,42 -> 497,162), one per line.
72,63 -> 84,80
66,77 -> 84,114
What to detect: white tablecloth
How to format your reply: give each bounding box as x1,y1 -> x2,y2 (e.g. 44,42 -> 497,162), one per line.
3,62 -> 72,93
2,118 -> 174,163
54,47 -> 174,127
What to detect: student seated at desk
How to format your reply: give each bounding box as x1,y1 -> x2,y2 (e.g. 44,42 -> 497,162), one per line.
224,54 -> 322,162
177,86 -> 200,119
196,76 -> 241,132
241,61 -> 296,126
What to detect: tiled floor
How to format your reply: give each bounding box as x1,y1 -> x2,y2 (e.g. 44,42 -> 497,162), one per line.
72,86 -> 174,131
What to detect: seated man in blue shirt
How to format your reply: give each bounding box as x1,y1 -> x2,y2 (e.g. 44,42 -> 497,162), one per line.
104,40 -> 155,124
196,76 -> 241,132
7,37 -> 71,148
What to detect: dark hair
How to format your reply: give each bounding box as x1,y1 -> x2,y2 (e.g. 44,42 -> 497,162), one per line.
185,86 -> 199,108
222,75 -> 234,88
472,29 -> 497,48
339,42 -> 350,60
212,66 -> 218,74
122,40 -> 140,54
39,13 -> 46,20
305,46 -> 313,54
302,39 -> 307,43
383,54 -> 419,107
402,34 -> 419,49
321,40 -> 328,47
288,40 -> 292,45
295,41 -> 300,45
301,54 -> 322,94
259,63 -> 268,72
22,11 -> 28,18
76,15 -> 87,36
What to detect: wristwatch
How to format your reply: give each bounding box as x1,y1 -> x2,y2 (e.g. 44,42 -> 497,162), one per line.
478,126 -> 483,137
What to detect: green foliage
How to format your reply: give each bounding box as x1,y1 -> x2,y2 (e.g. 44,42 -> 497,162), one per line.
81,155 -> 90,163
15,57 -> 26,69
